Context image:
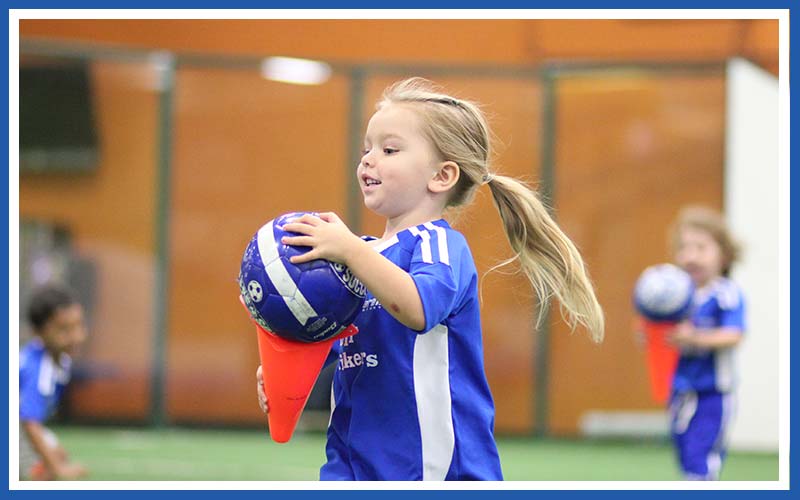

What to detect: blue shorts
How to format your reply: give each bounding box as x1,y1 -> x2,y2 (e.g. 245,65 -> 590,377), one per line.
669,390 -> 735,480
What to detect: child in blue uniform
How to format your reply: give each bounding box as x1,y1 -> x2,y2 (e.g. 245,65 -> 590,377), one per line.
667,206 -> 745,480
19,285 -> 88,480
256,77 -> 605,480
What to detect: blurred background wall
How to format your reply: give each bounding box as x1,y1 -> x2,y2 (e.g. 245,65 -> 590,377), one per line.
17,19 -> 780,449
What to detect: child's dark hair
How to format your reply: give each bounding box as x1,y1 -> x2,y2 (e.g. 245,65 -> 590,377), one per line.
27,285 -> 79,332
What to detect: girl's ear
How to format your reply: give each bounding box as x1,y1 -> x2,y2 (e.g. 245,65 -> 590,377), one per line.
429,161 -> 460,193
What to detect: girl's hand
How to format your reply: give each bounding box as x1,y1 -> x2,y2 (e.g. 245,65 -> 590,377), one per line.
256,366 -> 269,414
667,323 -> 742,350
666,321 -> 695,348
281,212 -> 362,265
54,462 -> 88,481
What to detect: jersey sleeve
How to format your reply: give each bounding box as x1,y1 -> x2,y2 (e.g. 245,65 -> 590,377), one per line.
407,225 -> 463,333
19,355 -> 48,422
717,283 -> 746,332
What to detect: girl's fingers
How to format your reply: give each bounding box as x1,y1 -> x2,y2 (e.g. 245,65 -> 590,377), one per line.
282,236 -> 314,247
290,251 -> 319,264
256,367 -> 267,413
281,222 -> 314,235
257,385 -> 269,414
318,212 -> 340,223
296,213 -> 322,226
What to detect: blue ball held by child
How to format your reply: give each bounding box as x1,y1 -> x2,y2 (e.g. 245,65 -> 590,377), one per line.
633,263 -> 695,323
239,212 -> 366,343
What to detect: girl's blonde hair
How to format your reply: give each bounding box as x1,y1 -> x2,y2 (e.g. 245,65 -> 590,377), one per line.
379,77 -> 604,342
670,205 -> 741,277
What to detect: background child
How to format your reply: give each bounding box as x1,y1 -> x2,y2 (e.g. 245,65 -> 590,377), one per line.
19,285 -> 89,480
667,205 -> 745,480
256,77 -> 604,480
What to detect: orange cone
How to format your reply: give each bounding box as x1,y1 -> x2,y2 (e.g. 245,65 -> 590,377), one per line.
640,318 -> 680,404
239,295 -> 358,443
255,323 -> 357,443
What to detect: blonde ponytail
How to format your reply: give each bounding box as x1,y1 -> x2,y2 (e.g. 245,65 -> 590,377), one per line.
487,175 -> 604,342
379,77 -> 604,342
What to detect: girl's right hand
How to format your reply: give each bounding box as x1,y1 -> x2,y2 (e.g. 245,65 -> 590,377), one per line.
256,365 -> 269,414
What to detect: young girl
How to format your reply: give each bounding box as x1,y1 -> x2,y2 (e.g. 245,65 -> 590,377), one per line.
667,206 -> 745,481
256,77 -> 604,480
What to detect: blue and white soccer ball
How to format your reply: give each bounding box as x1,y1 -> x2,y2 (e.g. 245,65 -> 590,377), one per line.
239,212 -> 366,343
633,263 -> 695,323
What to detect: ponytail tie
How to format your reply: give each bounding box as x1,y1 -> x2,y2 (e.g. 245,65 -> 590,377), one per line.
482,173 -> 495,185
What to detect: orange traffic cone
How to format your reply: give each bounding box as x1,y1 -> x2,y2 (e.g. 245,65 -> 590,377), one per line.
255,322 -> 357,442
240,296 -> 358,443
639,317 -> 680,404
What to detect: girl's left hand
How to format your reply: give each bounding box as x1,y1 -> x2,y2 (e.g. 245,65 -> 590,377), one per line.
281,212 -> 361,265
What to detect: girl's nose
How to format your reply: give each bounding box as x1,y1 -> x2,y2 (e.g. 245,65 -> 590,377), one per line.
361,148 -> 378,167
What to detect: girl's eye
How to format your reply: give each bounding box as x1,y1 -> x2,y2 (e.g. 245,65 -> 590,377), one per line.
361,148 -> 370,156
384,148 -> 398,155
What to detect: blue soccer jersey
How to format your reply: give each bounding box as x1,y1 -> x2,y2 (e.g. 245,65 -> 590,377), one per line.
321,219 -> 502,481
672,277 -> 746,394
19,339 -> 72,423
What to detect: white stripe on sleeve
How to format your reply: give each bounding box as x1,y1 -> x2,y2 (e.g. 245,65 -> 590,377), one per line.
716,281 -> 741,310
409,226 -> 433,264
37,354 -> 55,396
423,222 -> 450,265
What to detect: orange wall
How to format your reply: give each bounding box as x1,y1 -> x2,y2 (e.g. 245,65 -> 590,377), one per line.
20,19 -> 778,74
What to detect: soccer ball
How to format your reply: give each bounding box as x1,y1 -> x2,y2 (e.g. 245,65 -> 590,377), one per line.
633,263 -> 695,322
238,212 -> 366,343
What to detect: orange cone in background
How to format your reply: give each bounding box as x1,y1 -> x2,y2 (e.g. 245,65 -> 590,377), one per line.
640,318 -> 680,404
240,295 -> 357,443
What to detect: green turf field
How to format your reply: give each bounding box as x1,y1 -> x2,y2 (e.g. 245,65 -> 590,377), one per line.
50,425 -> 778,482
